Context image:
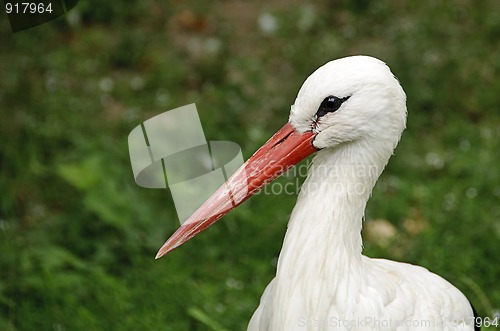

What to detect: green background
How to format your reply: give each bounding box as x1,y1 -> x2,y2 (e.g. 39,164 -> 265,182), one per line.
1,1 -> 499,330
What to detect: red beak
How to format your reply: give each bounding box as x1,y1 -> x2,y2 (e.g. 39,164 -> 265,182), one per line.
155,122 -> 317,259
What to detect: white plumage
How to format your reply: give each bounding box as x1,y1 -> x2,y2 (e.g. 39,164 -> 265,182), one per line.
247,56 -> 476,331
156,56 -> 477,331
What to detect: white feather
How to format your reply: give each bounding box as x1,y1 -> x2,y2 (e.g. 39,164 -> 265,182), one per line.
248,56 -> 475,331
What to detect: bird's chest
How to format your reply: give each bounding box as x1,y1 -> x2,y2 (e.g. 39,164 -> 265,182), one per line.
262,272 -> 390,331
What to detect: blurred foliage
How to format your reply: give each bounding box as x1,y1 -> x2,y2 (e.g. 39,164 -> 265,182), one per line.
0,0 -> 499,330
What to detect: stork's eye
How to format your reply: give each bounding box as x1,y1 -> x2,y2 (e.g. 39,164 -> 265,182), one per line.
315,95 -> 350,118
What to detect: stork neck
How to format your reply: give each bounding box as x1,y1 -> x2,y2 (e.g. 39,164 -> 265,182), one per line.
276,141 -> 386,277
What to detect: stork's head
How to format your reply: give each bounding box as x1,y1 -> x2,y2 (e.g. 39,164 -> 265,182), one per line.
291,55 -> 407,152
155,56 -> 407,258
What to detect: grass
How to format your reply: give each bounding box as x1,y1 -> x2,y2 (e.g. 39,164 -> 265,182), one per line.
0,0 -> 499,330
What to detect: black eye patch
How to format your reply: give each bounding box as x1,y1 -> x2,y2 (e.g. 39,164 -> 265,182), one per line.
315,95 -> 350,118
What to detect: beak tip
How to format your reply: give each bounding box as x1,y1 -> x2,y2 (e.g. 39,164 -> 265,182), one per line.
155,237 -> 183,259
155,243 -> 172,259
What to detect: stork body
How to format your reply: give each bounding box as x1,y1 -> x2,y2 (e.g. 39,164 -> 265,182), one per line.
248,146 -> 474,331
156,56 -> 477,331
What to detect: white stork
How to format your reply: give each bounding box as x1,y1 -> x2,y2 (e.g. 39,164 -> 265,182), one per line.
155,56 -> 479,331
